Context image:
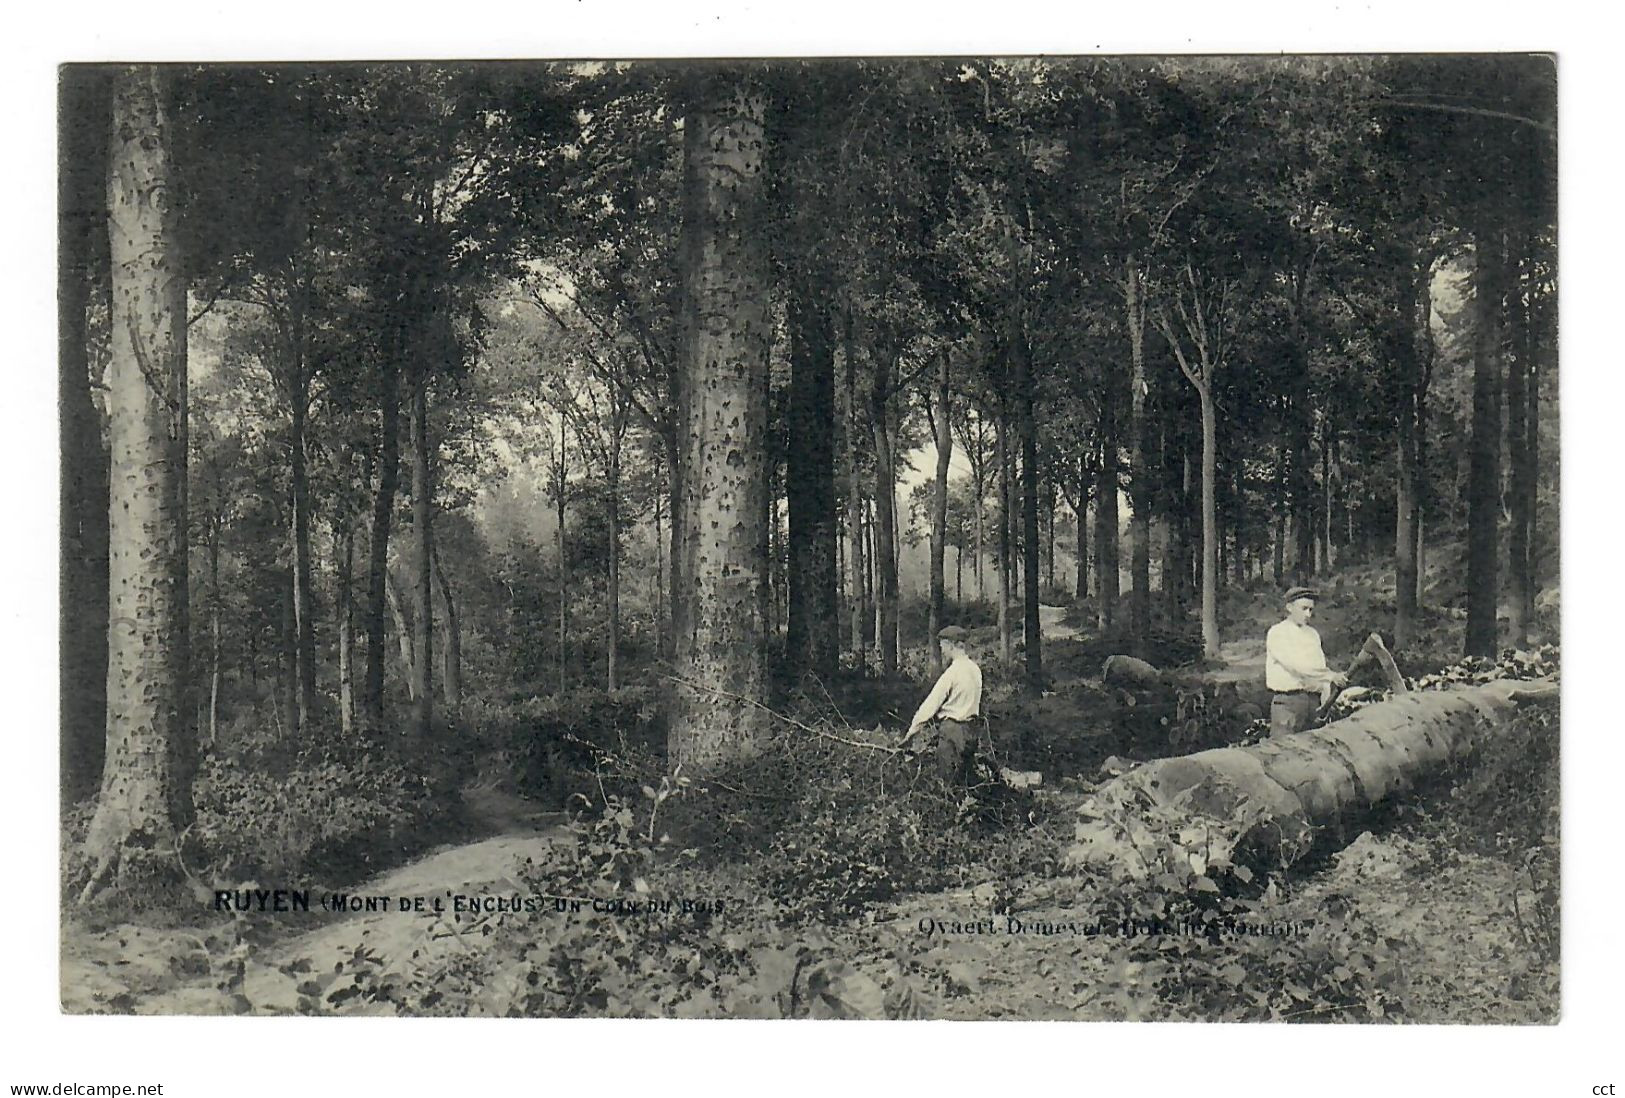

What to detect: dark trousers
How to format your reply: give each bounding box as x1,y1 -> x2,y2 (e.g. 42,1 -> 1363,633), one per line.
1269,691 -> 1319,737
929,718 -> 979,783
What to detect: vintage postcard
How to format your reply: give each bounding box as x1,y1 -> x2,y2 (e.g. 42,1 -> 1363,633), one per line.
59,54 -> 1558,1021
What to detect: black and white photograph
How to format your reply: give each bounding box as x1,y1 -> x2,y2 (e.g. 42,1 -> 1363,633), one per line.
51,53 -> 1566,1027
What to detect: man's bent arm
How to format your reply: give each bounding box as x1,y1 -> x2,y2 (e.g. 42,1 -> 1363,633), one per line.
907,671 -> 954,734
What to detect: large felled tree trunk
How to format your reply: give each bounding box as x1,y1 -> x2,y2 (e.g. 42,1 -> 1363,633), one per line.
786,284 -> 838,678
668,71 -> 772,773
1069,678 -> 1556,876
82,67 -> 193,895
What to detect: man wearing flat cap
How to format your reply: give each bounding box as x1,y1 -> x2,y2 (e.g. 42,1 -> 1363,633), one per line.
901,626 -> 984,781
1265,586 -> 1347,736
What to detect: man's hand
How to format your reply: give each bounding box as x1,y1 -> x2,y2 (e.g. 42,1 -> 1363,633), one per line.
1331,671 -> 1349,687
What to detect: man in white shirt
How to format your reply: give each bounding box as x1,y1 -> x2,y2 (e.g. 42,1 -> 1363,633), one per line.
901,626 -> 984,781
1265,586 -> 1347,736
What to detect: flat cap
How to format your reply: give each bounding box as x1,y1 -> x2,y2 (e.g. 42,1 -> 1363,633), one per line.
938,625 -> 969,641
1283,586 -> 1319,603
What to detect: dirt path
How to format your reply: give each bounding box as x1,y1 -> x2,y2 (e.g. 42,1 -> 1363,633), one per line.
62,786 -> 571,1015
1038,603 -> 1081,641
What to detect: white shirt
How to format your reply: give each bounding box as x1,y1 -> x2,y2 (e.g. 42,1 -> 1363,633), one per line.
1266,619 -> 1331,692
908,654 -> 983,730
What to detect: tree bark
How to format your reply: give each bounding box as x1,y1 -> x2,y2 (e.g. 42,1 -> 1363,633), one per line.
1394,257 -> 1423,651
1012,333 -> 1043,688
669,72 -> 772,772
83,65 -> 192,891
385,563 -> 416,698
60,67 -> 112,802
605,410 -> 623,692
1122,256 -> 1147,647
996,411 -> 1013,662
786,287 -> 838,677
1505,239 -> 1533,648
433,546 -> 462,707
843,313 -> 866,665
870,348 -> 900,674
409,366 -> 433,739
289,373 -> 316,734
336,514 -> 355,736
1197,388 -> 1219,659
1069,678 -> 1556,875
929,350 -> 952,668
1465,225 -> 1506,657
363,348 -> 402,733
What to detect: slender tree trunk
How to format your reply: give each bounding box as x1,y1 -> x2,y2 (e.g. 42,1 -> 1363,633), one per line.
385,564 -> 416,698
786,286 -> 838,677
433,546 -> 462,707
1505,240 -> 1532,648
409,367 -> 433,739
1123,257 -> 1147,648
863,498 -> 875,653
337,515 -> 355,736
653,478 -> 666,659
669,72 -> 771,771
929,350 -> 952,668
364,349 -> 402,732
60,68 -> 112,803
289,374 -> 316,733
606,417 -> 623,692
996,412 -> 1013,661
1095,438 -> 1119,635
1198,388 -> 1219,659
843,315 -> 866,665
207,520 -> 222,746
1272,422 -> 1286,588
869,348 -> 900,674
1465,224 -> 1506,657
1394,258 -> 1423,651
556,428 -> 568,695
1013,334 -> 1043,688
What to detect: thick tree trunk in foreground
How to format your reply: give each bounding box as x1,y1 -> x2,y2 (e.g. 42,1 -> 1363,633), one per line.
668,73 -> 771,773
83,66 -> 193,892
1069,678 -> 1557,876
60,68 -> 112,803
786,286 -> 838,678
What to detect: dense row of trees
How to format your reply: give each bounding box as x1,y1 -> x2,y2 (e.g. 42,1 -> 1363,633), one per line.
60,57 -> 1556,887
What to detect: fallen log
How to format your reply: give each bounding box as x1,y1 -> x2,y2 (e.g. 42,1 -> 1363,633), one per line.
1068,678 -> 1558,880
1101,654 -> 1167,689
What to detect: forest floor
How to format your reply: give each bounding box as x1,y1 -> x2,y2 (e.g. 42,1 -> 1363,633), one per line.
59,570 -> 1558,1020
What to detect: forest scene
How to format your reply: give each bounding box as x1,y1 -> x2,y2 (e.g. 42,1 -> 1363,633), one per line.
58,55 -> 1558,1021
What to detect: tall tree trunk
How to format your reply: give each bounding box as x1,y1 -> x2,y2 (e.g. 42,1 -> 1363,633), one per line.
929,350 -> 952,668
289,372 -> 316,734
1272,422 -> 1286,588
843,314 -> 866,665
653,477 -> 666,661
1198,388 -> 1219,659
1394,258 -> 1423,651
606,418 -> 623,692
556,428 -> 568,695
60,68 -> 112,803
385,564 -> 416,698
1505,239 -> 1533,648
85,71 -> 192,893
336,514 -> 355,736
786,287 -> 838,677
1123,257 -> 1147,648
1465,224 -> 1506,657
997,412 -> 1013,661
870,351 -> 900,675
1012,334 -> 1043,688
669,72 -> 771,772
364,349 -> 402,733
433,546 -> 462,707
1096,435 -> 1120,635
409,368 -> 433,739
